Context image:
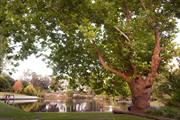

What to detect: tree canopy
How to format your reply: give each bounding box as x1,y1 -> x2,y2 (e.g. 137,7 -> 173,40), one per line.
0,0 -> 180,112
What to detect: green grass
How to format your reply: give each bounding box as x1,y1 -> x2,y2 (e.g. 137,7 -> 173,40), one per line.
0,102 -> 150,120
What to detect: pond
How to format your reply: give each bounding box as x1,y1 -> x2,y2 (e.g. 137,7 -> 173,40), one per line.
0,99 -> 129,112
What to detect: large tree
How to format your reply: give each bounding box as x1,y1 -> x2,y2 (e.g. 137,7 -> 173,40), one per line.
0,0 -> 179,113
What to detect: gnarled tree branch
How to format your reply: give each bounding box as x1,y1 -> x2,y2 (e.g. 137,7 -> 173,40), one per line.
114,26 -> 130,41
93,44 -> 130,82
123,1 -> 132,22
147,27 -> 161,83
140,0 -> 146,10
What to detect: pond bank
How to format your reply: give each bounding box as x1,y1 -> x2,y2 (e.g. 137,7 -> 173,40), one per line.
44,92 -> 94,100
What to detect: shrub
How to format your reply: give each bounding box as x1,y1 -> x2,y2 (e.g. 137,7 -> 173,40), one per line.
23,84 -> 37,96
35,87 -> 45,97
2,74 -> 15,86
12,80 -> 23,93
157,64 -> 180,106
0,75 -> 11,92
147,107 -> 180,119
21,80 -> 30,88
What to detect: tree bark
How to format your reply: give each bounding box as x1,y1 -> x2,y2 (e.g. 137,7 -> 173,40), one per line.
127,28 -> 161,113
128,76 -> 152,113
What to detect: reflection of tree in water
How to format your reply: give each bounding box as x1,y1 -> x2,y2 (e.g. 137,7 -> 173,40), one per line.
113,101 -> 128,111
12,99 -> 128,112
44,99 -> 102,112
82,100 -> 98,112
66,99 -> 87,112
65,99 -> 73,112
15,102 -> 43,112
48,104 -> 59,112
65,99 -> 102,112
34,104 -> 47,112
44,101 -> 66,112
95,99 -> 128,112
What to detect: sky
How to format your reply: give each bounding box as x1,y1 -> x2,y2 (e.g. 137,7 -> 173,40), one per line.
10,20 -> 180,80
11,55 -> 53,79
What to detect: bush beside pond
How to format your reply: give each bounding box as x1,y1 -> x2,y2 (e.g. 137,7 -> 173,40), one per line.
0,75 -> 11,92
146,106 -> 180,119
0,74 -> 16,92
13,80 -> 23,93
23,85 -> 37,96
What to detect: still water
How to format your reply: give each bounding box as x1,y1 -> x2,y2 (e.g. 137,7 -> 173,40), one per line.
1,99 -> 129,112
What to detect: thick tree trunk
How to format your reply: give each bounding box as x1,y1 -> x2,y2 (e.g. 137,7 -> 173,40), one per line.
128,76 -> 152,113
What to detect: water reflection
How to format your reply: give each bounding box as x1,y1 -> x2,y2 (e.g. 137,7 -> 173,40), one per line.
1,99 -> 129,112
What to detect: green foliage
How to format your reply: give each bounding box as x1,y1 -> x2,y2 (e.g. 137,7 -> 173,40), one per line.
49,78 -> 61,92
0,38 -> 8,73
36,87 -> 46,97
23,84 -> 37,96
157,59 -> 180,106
0,75 -> 11,92
1,73 -> 15,86
164,0 -> 180,18
89,74 -> 130,97
147,106 -> 180,119
21,80 -> 30,88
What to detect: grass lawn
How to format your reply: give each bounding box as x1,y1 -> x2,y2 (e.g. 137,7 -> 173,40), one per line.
0,102 -> 150,120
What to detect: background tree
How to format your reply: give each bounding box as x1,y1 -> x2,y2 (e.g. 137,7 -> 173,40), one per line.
49,77 -> 61,92
21,80 -> 30,88
31,72 -> 50,90
21,70 -> 50,90
13,80 -> 23,93
158,58 -> 180,107
0,73 -> 14,92
0,0 -> 179,113
0,75 -> 11,92
23,84 -> 37,96
0,37 -> 8,73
